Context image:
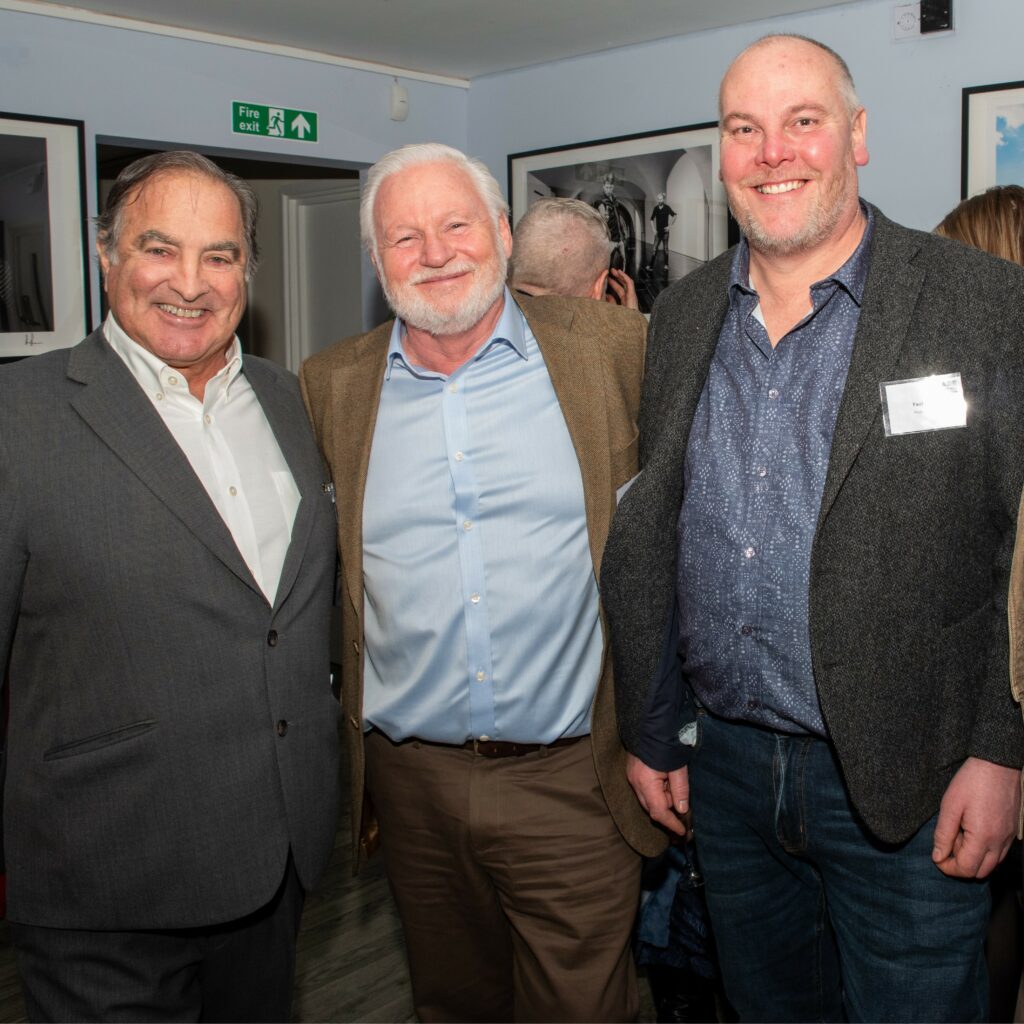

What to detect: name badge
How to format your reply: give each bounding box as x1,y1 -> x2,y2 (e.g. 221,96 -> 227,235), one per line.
880,373 -> 967,437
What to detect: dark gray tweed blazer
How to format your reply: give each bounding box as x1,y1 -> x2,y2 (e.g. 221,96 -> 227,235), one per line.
601,204 -> 1024,845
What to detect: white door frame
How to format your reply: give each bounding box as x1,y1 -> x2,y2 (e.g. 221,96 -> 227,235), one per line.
281,181 -> 362,373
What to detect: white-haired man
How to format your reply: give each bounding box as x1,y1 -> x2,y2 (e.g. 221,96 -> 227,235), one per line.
509,197 -> 638,308
301,143 -> 662,1022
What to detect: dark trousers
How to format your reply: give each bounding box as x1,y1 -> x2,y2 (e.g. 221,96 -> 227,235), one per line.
689,712 -> 990,1023
365,730 -> 641,1023
10,856 -> 304,1023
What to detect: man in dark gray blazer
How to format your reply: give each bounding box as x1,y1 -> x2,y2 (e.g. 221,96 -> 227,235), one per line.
602,34 -> 1024,1022
0,151 -> 340,1022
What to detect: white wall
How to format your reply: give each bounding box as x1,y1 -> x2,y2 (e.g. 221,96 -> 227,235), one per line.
468,0 -> 1024,233
0,6 -> 468,328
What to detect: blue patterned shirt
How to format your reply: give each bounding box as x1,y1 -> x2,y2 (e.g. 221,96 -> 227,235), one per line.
677,208 -> 874,735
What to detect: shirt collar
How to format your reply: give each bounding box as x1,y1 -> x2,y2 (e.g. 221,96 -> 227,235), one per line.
103,313 -> 244,399
385,287 -> 528,381
728,200 -> 875,309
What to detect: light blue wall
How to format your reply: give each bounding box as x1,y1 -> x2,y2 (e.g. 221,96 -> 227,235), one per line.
0,6 -> 468,325
468,0 -> 1024,232
5,0 -> 1024,329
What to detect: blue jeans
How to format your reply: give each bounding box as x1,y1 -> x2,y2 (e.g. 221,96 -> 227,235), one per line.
689,711 -> 990,1023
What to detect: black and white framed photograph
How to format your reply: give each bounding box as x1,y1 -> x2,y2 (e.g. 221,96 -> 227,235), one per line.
961,80 -> 1024,198
508,122 -> 730,313
0,111 -> 91,358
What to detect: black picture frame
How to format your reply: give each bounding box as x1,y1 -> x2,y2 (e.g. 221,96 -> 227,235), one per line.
961,80 -> 1024,198
0,111 -> 91,359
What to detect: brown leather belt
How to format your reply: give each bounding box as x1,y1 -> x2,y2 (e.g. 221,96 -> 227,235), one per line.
460,735 -> 584,758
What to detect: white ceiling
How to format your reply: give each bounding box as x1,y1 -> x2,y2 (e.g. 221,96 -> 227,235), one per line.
15,0 -> 858,81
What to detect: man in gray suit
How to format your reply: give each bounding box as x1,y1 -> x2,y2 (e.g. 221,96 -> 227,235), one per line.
0,151 -> 340,1022
602,34 -> 1024,1022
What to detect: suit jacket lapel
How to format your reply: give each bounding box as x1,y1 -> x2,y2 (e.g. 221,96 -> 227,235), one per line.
818,209 -> 925,525
330,324 -> 391,619
67,330 -> 261,595
245,358 -> 323,611
518,296 -> 612,575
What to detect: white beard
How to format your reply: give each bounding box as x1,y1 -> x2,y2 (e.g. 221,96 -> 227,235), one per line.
380,248 -> 508,337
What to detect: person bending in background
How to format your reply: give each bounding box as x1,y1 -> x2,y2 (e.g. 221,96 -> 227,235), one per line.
509,196 -> 639,308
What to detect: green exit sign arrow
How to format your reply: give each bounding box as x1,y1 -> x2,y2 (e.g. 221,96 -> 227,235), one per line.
232,102 -> 318,143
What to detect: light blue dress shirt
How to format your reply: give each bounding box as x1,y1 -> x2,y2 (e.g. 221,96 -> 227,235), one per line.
362,291 -> 601,744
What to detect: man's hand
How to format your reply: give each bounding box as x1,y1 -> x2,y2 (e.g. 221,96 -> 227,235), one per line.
626,753 -> 689,836
604,268 -> 639,310
931,756 -> 1022,878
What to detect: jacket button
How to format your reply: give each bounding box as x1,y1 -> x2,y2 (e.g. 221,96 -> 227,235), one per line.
276,720 -> 288,737
267,630 -> 278,646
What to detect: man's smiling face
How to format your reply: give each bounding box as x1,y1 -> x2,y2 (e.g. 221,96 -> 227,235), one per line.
718,37 -> 868,258
99,170 -> 247,385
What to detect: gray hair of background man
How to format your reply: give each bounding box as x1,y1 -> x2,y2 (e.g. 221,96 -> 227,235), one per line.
359,142 -> 509,262
719,33 -> 861,118
508,198 -> 612,298
95,150 -> 260,280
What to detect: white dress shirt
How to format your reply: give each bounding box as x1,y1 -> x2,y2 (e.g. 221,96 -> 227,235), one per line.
104,315 -> 300,603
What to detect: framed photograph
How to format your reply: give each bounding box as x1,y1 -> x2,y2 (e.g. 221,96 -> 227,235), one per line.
508,122 -> 731,313
961,81 -> 1024,198
0,111 -> 91,359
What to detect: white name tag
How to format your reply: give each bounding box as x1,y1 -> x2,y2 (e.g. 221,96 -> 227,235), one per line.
880,373 -> 967,437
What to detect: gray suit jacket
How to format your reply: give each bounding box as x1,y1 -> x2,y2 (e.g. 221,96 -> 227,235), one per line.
0,330 -> 341,929
602,205 -> 1024,844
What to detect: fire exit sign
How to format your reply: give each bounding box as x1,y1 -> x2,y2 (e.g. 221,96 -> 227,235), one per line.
232,102 -> 318,143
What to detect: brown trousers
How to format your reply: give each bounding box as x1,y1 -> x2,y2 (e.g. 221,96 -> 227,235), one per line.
364,731 -> 641,1023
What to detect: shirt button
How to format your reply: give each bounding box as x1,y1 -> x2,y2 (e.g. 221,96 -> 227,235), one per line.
454,451 -> 464,462
267,630 -> 278,646
155,392 -> 164,401
476,670 -> 486,682
756,466 -> 768,478
470,593 -> 481,604
463,520 -> 473,531
276,719 -> 288,737
204,414 -> 212,425
744,546 -> 756,559
768,387 -> 780,400
448,382 -> 458,393
229,486 -> 238,496
479,734 -> 490,742
740,624 -> 753,636
168,375 -> 179,386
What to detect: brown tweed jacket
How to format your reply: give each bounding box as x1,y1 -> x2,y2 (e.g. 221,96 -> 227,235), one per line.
300,293 -> 665,868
